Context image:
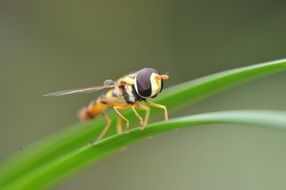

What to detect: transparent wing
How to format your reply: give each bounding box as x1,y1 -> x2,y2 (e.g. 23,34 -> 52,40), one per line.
43,84 -> 116,97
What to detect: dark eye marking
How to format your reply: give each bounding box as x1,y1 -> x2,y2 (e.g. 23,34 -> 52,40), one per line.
135,68 -> 158,97
160,79 -> 164,93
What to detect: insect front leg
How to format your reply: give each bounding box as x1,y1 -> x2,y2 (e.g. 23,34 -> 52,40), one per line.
113,107 -> 130,132
97,112 -> 112,140
145,101 -> 168,121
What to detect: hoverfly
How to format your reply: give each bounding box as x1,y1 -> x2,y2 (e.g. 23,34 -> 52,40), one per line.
45,68 -> 169,140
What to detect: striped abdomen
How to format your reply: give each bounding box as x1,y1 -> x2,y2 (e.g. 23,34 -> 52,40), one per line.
78,84 -> 142,121
78,95 -> 109,121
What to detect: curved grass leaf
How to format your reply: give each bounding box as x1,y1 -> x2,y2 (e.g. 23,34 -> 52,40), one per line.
0,58 -> 286,189
3,110 -> 286,190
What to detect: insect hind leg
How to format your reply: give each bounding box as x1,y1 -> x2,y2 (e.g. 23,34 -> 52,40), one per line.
116,116 -> 123,133
97,112 -> 112,140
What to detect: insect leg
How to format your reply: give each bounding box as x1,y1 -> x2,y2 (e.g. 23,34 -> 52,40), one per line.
97,112 -> 112,140
131,106 -> 144,129
135,104 -> 150,127
116,116 -> 123,133
113,107 -> 130,132
145,101 -> 168,121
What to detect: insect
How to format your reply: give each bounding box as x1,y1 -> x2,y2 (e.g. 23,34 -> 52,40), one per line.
44,68 -> 169,140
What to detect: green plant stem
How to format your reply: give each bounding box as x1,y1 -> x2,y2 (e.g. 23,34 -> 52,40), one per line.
1,59 -> 286,189
3,110 -> 286,190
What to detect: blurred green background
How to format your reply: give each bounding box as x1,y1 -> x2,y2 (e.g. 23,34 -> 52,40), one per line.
1,0 -> 286,189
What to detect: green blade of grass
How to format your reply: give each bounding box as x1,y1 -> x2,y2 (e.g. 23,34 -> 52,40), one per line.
3,110 -> 286,190
1,58 -> 286,188
157,58 -> 286,109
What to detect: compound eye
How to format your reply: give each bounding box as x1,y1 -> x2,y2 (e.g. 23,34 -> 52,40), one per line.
135,68 -> 158,97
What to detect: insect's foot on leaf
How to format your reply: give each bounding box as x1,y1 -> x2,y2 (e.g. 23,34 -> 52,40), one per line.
164,113 -> 169,121
125,122 -> 130,132
139,121 -> 145,130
